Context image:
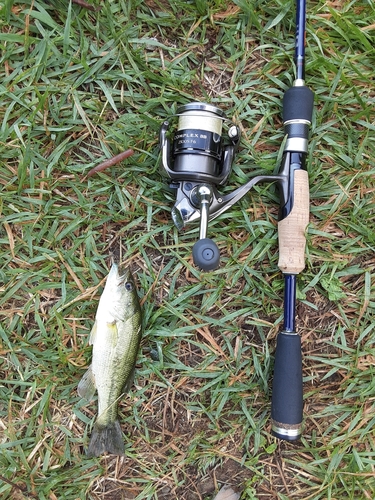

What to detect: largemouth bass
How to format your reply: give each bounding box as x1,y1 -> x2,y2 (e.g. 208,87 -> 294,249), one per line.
78,263 -> 142,457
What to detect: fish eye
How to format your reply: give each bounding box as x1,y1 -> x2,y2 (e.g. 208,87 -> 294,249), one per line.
124,282 -> 134,292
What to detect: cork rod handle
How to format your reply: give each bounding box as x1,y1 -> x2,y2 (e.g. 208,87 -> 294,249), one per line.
277,169 -> 309,275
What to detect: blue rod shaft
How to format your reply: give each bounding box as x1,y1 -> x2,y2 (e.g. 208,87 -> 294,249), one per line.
295,0 -> 306,81
283,274 -> 297,332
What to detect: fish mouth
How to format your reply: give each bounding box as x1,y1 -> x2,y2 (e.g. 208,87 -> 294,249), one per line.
107,263 -> 135,293
116,265 -> 133,287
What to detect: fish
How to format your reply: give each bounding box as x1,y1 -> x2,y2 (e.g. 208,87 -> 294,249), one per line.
78,263 -> 142,457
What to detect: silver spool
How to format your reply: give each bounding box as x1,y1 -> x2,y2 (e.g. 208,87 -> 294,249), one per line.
177,102 -> 225,136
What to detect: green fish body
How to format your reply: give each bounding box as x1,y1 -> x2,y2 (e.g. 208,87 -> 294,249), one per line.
78,263 -> 142,457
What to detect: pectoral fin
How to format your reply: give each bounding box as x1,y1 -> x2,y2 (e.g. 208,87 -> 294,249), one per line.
107,321 -> 119,346
89,321 -> 97,345
78,365 -> 96,401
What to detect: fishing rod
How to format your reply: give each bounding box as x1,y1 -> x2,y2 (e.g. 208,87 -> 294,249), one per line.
158,0 -> 313,436
270,0 -> 314,441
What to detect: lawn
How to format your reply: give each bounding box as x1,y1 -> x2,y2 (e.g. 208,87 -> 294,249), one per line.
1,0 -> 375,498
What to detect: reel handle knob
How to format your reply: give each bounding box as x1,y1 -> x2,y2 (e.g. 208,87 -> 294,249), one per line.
192,238 -> 220,271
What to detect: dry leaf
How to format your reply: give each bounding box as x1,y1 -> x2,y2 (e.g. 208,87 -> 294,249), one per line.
213,486 -> 241,500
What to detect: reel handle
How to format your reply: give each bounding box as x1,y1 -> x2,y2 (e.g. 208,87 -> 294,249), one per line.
191,185 -> 220,271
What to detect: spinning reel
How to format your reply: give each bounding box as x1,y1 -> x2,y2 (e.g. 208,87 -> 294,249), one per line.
159,101 -> 287,270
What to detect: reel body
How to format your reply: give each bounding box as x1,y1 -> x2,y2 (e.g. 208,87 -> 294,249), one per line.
159,102 -> 240,270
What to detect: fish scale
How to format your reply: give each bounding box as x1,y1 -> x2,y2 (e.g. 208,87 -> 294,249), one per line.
93,317 -> 139,422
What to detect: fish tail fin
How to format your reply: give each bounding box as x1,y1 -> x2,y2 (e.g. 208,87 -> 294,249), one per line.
87,420 -> 124,457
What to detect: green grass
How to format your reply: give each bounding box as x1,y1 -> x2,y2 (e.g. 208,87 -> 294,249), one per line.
1,0 -> 375,498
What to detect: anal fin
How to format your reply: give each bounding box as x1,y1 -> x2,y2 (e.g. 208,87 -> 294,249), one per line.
77,365 -> 96,401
